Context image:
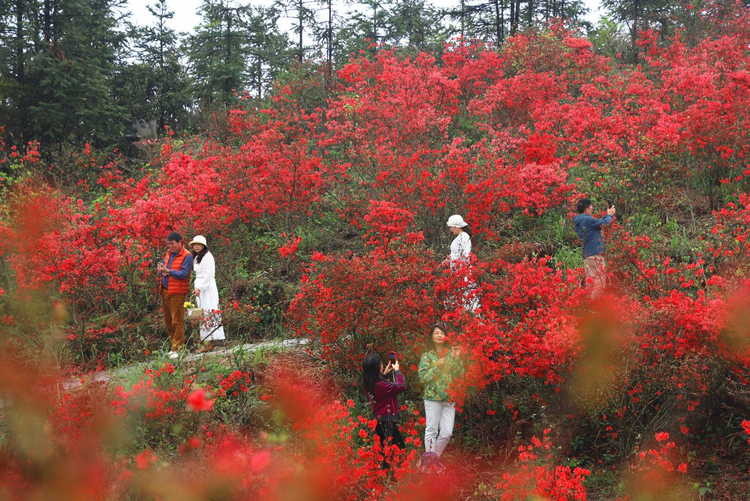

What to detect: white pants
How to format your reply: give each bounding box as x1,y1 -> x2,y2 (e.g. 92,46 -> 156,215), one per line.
424,400 -> 455,457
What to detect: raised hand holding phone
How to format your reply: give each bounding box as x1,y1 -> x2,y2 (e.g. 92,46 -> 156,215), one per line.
605,199 -> 617,217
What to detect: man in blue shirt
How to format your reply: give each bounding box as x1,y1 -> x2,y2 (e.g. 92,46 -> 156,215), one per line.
574,198 -> 616,299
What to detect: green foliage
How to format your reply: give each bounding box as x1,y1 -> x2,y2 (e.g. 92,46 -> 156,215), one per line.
382,0 -> 449,53
554,245 -> 584,270
0,0 -> 128,146
588,15 -> 633,60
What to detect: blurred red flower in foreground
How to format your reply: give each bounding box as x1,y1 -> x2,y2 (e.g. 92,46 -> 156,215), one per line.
187,389 -> 214,412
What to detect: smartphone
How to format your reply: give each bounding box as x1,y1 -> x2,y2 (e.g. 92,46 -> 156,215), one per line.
606,199 -> 614,209
389,352 -> 396,364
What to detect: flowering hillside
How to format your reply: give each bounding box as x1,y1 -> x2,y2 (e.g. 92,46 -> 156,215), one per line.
0,5 -> 749,499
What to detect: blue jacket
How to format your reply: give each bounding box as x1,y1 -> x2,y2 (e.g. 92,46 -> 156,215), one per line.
574,214 -> 613,258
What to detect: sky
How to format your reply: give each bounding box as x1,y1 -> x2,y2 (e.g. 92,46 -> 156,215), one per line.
126,0 -> 605,37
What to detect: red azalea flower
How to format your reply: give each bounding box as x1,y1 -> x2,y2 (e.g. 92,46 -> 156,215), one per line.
134,449 -> 157,470
187,388 -> 215,412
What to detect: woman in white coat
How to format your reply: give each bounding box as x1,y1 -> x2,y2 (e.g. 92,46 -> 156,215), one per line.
189,235 -> 225,352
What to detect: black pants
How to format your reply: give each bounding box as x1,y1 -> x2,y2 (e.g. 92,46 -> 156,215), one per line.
375,420 -> 405,469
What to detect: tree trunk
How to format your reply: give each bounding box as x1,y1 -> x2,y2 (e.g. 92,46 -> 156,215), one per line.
298,0 -> 303,62
495,0 -> 502,44
460,0 -> 466,38
528,0 -> 533,26
43,0 -> 51,43
632,0 -> 640,63
15,0 -> 27,144
515,0 -> 521,31
226,10 -> 232,103
327,0 -> 332,68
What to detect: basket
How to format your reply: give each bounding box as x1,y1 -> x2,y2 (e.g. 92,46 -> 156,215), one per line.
185,295 -> 204,320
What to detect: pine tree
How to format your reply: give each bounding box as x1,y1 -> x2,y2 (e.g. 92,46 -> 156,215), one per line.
275,0 -> 319,62
337,0 -> 390,59
186,0 -> 252,110
123,0 -> 191,131
244,6 -> 294,100
382,0 -> 447,51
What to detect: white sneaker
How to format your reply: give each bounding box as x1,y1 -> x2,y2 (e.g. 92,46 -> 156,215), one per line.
167,351 -> 179,359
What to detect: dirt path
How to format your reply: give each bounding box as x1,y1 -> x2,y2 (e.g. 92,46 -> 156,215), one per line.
61,337 -> 309,391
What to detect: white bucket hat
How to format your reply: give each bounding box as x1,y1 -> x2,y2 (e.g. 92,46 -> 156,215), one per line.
446,215 -> 468,228
189,235 -> 208,247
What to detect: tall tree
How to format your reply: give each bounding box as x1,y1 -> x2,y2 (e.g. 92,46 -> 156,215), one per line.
446,0 -> 483,39
186,0 -> 251,110
383,0 -> 447,51
337,0 -> 390,58
119,0 -> 191,131
276,0 -> 319,62
243,6 -> 293,100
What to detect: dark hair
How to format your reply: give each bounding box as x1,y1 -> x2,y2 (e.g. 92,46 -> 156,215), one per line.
576,198 -> 592,214
461,224 -> 473,239
167,231 -> 182,242
425,323 -> 450,352
191,245 -> 209,264
362,354 -> 383,394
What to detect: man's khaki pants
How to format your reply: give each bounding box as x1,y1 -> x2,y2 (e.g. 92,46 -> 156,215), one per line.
584,255 -> 607,300
162,289 -> 187,351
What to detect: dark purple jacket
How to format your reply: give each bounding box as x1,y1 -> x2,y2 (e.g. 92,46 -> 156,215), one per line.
372,371 -> 407,421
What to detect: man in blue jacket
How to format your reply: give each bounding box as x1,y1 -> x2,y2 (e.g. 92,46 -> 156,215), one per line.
574,198 -> 616,299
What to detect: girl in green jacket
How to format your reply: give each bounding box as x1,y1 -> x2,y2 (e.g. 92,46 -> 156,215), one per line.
418,324 -> 462,461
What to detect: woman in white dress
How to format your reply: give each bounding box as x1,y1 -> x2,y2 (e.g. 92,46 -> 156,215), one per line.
189,235 -> 225,352
445,215 -> 479,312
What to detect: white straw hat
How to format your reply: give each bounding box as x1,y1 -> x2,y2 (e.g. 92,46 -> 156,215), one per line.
189,235 -> 208,247
446,215 -> 468,228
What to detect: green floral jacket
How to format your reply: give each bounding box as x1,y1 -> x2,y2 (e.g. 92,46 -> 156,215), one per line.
418,350 -> 463,402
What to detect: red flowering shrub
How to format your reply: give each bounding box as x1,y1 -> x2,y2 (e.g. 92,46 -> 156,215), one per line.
496,429 -> 590,501
288,241 -> 438,376
627,432 -> 690,498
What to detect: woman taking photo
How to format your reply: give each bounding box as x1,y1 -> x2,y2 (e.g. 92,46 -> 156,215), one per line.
418,324 -> 462,467
189,235 -> 225,353
362,353 -> 407,468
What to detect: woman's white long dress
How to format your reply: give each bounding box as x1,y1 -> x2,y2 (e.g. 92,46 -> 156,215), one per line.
193,252 -> 225,342
449,232 -> 479,312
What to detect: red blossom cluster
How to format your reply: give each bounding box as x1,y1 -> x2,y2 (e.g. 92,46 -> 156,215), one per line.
627,432 -> 690,497
496,429 -> 590,500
